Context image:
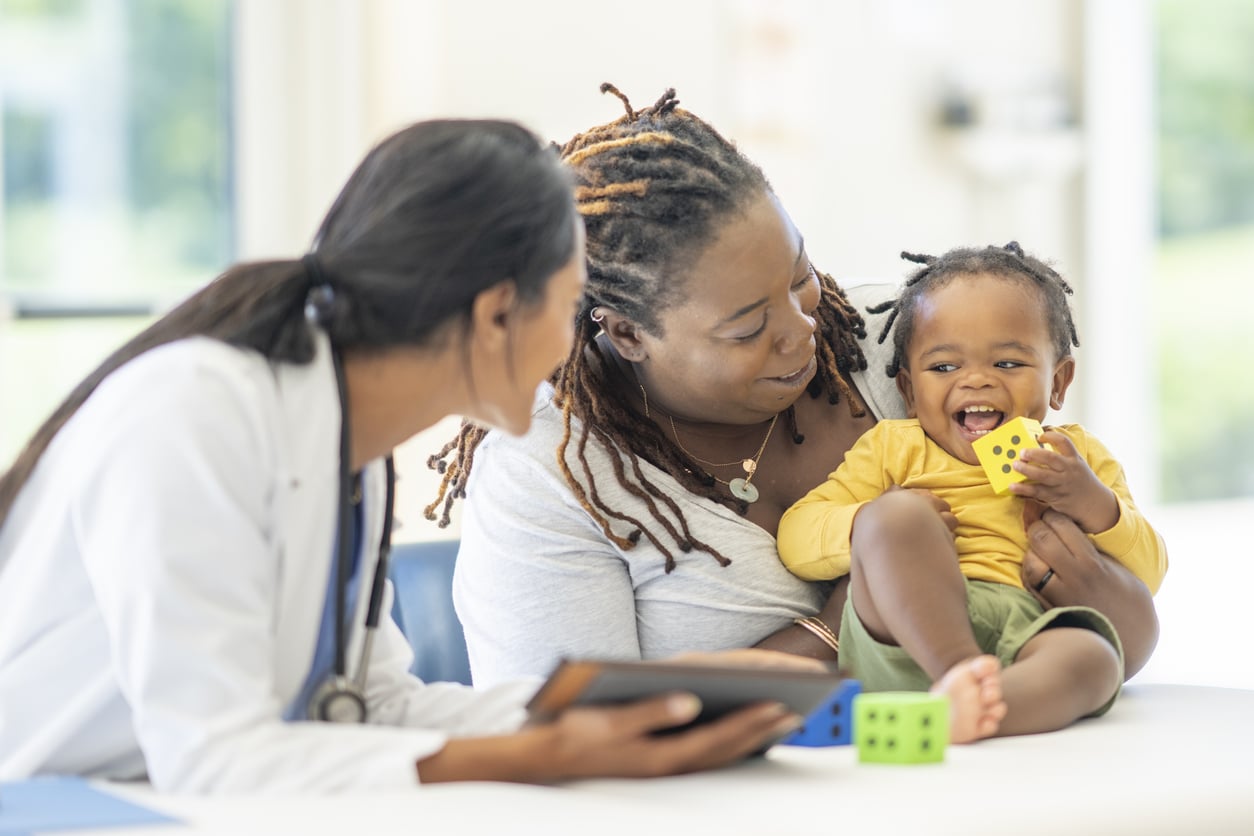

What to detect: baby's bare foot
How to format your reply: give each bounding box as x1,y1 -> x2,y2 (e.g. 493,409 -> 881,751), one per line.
931,655 -> 1007,743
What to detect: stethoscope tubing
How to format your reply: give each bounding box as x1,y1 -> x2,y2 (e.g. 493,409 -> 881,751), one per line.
323,341 -> 395,719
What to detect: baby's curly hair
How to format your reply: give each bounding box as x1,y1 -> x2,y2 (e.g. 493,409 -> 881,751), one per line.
868,241 -> 1080,378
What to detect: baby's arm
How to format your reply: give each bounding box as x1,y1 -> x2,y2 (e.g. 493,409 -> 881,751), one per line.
1008,430 -> 1118,533
777,425 -> 900,581
777,474 -> 872,581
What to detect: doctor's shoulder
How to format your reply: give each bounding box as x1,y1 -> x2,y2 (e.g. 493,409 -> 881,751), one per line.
57,338 -> 283,464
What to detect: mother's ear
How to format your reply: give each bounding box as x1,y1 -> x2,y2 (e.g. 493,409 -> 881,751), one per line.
591,307 -> 649,362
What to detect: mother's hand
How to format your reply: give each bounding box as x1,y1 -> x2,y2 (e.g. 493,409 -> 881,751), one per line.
1020,509 -> 1159,678
417,694 -> 801,784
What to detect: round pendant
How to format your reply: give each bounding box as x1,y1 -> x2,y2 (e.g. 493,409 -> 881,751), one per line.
741,459 -> 757,475
728,477 -> 760,504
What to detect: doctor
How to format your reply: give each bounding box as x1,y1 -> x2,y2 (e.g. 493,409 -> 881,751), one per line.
0,119 -> 805,793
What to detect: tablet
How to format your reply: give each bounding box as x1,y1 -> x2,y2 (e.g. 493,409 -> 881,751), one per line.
525,658 -> 845,733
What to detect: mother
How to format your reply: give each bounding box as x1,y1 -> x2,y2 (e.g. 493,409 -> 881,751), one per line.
438,86 -> 1158,687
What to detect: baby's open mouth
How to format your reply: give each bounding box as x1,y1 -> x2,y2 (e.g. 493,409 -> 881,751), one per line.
956,405 -> 1004,437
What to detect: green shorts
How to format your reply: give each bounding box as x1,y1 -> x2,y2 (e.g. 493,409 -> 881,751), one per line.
839,578 -> 1125,717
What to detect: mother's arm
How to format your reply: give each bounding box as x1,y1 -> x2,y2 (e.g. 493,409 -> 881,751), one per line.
753,576 -> 848,662
756,280 -> 904,661
453,441 -> 643,687
1021,509 -> 1159,678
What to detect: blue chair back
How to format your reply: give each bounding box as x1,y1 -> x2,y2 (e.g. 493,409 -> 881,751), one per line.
387,539 -> 472,685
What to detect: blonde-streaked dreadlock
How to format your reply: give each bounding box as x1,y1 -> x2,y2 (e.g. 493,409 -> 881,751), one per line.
428,85 -> 870,571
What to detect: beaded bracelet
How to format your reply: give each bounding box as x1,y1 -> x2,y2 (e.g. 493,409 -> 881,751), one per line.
794,615 -> 840,654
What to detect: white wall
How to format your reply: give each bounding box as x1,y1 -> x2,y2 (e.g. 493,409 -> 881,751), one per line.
238,0 -> 1090,270
232,0 -> 1153,542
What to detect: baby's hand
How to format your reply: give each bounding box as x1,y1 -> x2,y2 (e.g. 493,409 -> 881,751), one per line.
1007,430 -> 1118,534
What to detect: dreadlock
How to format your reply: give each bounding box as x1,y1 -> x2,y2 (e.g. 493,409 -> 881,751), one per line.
428,85 -> 869,571
868,240 -> 1081,379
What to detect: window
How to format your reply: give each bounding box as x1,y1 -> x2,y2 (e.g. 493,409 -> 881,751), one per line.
0,0 -> 233,462
1153,0 -> 1254,500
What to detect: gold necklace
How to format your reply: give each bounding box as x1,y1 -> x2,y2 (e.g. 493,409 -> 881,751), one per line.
669,413 -> 778,504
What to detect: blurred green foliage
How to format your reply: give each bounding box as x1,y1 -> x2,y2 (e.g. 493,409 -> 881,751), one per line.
1155,0 -> 1254,500
1156,0 -> 1254,237
1153,225 -> 1254,500
0,0 -> 83,16
0,110 -> 53,202
126,0 -> 234,267
0,0 -> 232,288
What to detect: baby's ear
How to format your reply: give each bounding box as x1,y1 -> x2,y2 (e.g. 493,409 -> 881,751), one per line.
896,368 -> 918,418
1049,355 -> 1076,411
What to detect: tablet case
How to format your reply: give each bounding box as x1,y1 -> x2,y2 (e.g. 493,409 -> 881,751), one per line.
526,659 -> 846,740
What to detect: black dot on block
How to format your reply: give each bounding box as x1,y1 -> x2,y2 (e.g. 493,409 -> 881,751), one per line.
1002,464 -> 1012,474
922,739 -> 931,750
831,724 -> 843,737
1007,449 -> 1017,459
831,704 -> 842,716
1011,435 -> 1021,445
922,716 -> 931,727
992,445 -> 1003,455
887,739 -> 897,749
887,712 -> 897,723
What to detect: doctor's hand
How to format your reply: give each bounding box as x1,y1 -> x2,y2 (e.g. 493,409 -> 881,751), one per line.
415,694 -> 801,784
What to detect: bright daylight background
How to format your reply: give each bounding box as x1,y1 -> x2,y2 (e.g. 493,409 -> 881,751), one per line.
1,0 -> 1250,690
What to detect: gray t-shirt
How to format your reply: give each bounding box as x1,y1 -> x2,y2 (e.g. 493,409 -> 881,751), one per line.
453,282 -> 904,686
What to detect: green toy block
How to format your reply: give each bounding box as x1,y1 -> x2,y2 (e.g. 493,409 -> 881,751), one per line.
971,416 -> 1045,494
853,692 -> 949,764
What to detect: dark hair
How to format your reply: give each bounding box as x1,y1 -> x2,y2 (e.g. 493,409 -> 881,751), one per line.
429,86 -> 870,571
0,119 -> 577,525
868,241 -> 1080,378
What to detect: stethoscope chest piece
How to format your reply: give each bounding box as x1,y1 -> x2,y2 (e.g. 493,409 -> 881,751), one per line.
308,674 -> 368,724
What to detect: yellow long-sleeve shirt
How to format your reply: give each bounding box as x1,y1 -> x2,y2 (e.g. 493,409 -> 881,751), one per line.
777,419 -> 1167,594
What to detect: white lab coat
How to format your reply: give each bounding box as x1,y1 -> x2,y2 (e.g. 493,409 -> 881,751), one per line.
0,334 -> 535,793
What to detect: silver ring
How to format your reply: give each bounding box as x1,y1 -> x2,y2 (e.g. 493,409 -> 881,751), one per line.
1033,568 -> 1055,593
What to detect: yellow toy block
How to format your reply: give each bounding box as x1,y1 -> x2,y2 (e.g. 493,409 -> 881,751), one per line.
971,416 -> 1044,494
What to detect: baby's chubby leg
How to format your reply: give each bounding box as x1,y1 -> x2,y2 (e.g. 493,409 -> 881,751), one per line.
997,627 -> 1122,736
849,489 -> 1008,742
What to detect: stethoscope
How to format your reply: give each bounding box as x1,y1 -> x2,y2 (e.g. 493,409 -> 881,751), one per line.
306,337 -> 396,724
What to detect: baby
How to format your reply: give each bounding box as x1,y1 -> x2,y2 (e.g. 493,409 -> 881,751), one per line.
777,242 -> 1167,741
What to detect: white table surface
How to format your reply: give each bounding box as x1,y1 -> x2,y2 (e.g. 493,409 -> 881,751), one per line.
77,684 -> 1254,836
